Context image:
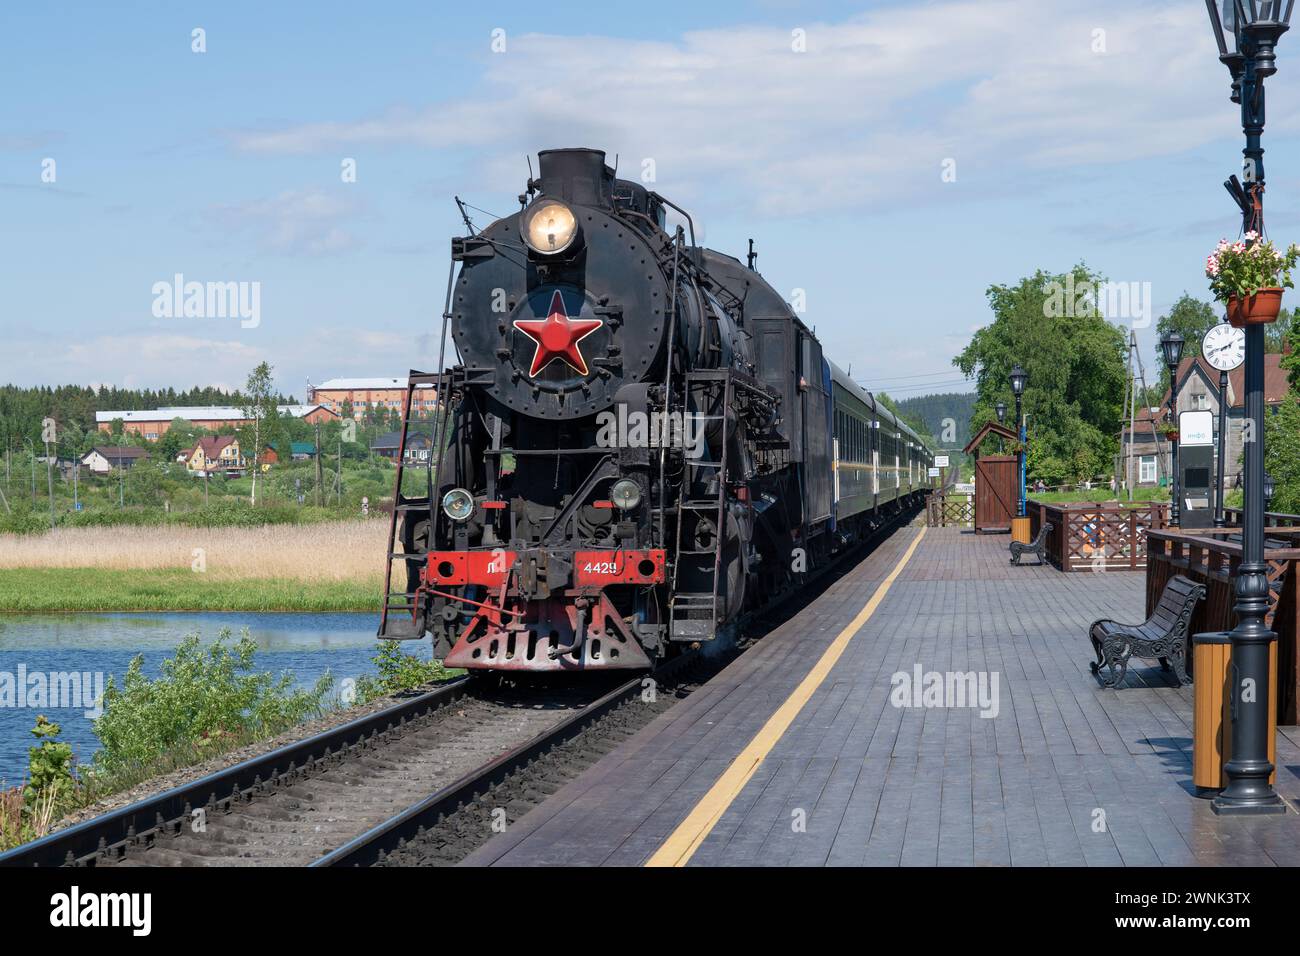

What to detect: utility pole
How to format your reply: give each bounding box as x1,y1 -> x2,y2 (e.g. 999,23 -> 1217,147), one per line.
314,422 -> 323,507
42,418 -> 58,530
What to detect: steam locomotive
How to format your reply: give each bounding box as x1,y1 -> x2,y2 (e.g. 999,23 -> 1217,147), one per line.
377,148 -> 933,671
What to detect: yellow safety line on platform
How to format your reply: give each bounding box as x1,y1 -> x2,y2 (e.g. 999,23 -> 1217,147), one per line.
645,525 -> 927,867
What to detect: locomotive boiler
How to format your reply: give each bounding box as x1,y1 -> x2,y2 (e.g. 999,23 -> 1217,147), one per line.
377,148 -> 933,671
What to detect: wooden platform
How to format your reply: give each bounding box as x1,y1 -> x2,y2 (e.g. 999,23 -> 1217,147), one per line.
463,524 -> 1300,866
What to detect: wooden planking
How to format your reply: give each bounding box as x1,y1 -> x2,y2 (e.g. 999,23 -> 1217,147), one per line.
463,526 -> 1300,868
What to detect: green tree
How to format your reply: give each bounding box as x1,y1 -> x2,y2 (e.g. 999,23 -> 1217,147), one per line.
239,363 -> 277,506
1266,307 -> 1293,354
1154,294 -> 1218,391
953,263 -> 1128,485
1265,394 -> 1300,514
1282,311 -> 1300,390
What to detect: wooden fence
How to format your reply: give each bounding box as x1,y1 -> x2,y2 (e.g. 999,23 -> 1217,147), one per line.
927,492 -> 973,528
1026,500 -> 1170,572
1147,528 -> 1300,725
1223,508 -> 1300,529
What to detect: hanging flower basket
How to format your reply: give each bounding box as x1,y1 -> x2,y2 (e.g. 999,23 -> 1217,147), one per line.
1206,232 -> 1298,327
1225,286 -> 1284,327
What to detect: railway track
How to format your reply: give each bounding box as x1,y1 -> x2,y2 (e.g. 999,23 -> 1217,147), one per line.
0,505 -> 921,869
0,676 -> 595,867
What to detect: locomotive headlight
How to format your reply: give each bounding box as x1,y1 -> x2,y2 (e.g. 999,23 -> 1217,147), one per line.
610,479 -> 642,511
441,488 -> 475,522
521,198 -> 579,255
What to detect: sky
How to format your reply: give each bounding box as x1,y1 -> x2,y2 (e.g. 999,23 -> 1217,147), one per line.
3,0 -> 1299,402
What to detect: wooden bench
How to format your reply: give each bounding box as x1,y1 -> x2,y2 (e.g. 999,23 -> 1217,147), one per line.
1088,574 -> 1205,687
1009,521 -> 1052,565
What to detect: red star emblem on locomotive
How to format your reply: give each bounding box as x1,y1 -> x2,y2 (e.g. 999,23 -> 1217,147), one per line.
513,290 -> 603,377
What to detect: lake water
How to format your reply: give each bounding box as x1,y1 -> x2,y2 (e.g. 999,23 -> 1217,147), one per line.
0,612 -> 429,785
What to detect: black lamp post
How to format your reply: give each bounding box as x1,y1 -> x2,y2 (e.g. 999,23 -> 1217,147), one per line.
1009,366 -> 1027,517
1205,0 -> 1291,815
1161,330 -> 1186,525
995,401 -> 1007,453
1264,470 -> 1276,513
1215,353 -> 1231,528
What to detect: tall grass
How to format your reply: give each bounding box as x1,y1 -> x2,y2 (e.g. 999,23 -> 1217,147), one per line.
0,518 -> 387,581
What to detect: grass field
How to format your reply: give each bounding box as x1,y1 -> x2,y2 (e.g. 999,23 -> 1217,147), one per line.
0,569 -> 382,612
0,519 -> 388,611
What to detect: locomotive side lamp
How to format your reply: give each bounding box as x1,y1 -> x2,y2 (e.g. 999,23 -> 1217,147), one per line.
521,197 -> 580,255
441,487 -> 475,522
611,478 -> 642,511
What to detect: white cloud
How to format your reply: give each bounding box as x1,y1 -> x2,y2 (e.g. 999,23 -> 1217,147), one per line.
202,189 -> 364,255
226,2 -> 1245,217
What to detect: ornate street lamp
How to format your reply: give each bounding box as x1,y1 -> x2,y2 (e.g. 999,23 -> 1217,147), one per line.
1264,470 -> 1276,512
1204,0 -> 1292,815
1161,330 -> 1186,525
995,401 -> 1007,424
1009,366 -> 1027,517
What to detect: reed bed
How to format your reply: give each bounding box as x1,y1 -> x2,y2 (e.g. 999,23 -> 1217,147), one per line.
0,519 -> 388,582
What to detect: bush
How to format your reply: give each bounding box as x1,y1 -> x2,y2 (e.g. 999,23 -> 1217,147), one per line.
355,641 -> 457,703
25,715 -> 75,817
93,629 -> 333,775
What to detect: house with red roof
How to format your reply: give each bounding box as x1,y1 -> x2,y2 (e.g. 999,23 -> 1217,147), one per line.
1118,351 -> 1292,490
178,435 -> 246,477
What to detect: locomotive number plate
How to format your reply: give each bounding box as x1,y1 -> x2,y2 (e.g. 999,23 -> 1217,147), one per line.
574,549 -> 667,585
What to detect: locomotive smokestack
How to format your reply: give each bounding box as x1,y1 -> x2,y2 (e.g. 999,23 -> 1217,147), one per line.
537,148 -> 613,209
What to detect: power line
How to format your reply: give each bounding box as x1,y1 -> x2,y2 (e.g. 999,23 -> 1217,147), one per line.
857,378 -> 973,394
853,369 -> 969,384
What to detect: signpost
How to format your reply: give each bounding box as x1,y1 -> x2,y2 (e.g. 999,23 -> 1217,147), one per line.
934,454 -> 951,490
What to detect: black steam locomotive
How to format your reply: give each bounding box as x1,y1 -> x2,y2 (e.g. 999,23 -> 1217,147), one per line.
378,148 -> 933,671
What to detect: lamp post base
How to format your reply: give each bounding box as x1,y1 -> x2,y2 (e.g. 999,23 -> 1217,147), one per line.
1211,794 -> 1288,815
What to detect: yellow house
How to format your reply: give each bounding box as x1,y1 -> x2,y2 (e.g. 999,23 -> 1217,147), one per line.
178,436 -> 246,475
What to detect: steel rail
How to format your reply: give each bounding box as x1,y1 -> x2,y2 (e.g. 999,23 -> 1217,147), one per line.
0,677 -> 473,868
313,672 -> 650,867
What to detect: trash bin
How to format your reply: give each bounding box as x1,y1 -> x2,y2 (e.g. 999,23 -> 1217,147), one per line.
1192,630 -> 1277,793
1011,515 -> 1031,544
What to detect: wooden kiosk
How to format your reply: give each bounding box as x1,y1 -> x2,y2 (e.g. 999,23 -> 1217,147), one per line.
962,421 -> 1019,534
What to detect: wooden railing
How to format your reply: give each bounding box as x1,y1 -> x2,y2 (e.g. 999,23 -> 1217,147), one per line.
1027,500 -> 1170,572
1223,508 -> 1300,529
1147,527 -> 1300,724
927,492 -> 973,528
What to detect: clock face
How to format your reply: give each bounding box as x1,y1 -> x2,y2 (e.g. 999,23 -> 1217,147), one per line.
1202,323 -> 1245,371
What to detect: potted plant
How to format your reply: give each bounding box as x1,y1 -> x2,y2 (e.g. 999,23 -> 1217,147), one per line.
1206,232 -> 1300,327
